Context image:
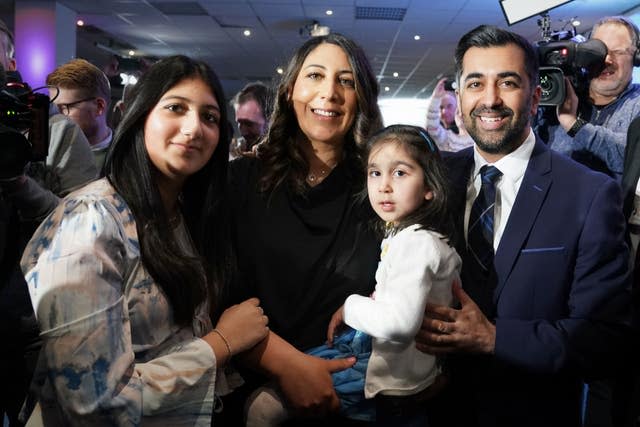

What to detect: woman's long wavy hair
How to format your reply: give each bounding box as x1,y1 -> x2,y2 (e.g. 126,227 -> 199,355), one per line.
103,55 -> 231,326
259,33 -> 383,195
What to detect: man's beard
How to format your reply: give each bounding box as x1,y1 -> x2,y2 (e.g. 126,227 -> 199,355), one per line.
463,104 -> 530,155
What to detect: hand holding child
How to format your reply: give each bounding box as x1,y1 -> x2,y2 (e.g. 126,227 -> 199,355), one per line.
326,305 -> 346,347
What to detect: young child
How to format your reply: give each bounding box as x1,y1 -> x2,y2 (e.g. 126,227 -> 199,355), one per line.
244,124 -> 461,426
327,124 -> 461,425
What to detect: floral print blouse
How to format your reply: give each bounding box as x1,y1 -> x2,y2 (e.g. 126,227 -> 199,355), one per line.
21,178 -> 221,426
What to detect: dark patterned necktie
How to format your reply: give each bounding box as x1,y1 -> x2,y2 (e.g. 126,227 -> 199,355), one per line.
467,165 -> 502,271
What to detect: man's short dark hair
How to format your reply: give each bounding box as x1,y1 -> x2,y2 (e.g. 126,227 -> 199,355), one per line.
454,25 -> 539,92
231,82 -> 273,121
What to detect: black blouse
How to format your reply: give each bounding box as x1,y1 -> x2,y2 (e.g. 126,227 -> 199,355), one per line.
228,157 -> 380,350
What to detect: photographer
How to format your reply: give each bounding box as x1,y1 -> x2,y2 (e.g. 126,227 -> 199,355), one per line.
0,19 -> 97,426
539,16 -> 640,181
425,77 -> 473,152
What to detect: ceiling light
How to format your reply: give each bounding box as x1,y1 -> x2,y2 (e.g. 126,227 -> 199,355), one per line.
128,50 -> 135,56
414,35 -> 421,40
326,10 -> 333,16
76,19 -> 84,26
572,19 -> 581,27
393,72 -> 398,77
384,86 -> 390,91
243,29 -> 251,36
277,67 -> 284,74
120,73 -> 138,85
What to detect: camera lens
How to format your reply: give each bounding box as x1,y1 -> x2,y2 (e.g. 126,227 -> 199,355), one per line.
540,75 -> 555,95
538,67 -> 566,106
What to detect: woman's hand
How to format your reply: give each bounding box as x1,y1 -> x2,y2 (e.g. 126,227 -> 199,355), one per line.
211,297 -> 269,355
276,352 -> 355,417
326,305 -> 345,347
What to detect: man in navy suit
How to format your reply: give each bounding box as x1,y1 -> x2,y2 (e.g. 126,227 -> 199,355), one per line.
416,25 -> 632,427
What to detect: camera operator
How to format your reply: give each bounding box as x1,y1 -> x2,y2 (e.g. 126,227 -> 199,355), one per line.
0,19 -> 97,426
540,16 -> 640,181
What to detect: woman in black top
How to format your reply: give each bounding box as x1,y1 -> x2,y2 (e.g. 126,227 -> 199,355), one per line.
227,33 -> 383,423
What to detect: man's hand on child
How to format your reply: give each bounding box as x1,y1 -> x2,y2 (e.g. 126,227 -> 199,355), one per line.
415,281 -> 496,355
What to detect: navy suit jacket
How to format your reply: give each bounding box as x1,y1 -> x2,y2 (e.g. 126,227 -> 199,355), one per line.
623,116 -> 640,220
440,138 -> 631,427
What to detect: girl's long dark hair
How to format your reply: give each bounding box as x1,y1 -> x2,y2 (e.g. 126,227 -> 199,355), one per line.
365,125 -> 457,243
103,55 -> 231,326
258,33 -> 383,195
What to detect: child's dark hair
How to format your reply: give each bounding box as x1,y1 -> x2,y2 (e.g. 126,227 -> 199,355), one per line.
364,124 -> 456,242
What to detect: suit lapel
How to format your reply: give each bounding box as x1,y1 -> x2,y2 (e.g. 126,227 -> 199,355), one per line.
493,139 -> 552,300
444,149 -> 474,254
622,120 -> 640,218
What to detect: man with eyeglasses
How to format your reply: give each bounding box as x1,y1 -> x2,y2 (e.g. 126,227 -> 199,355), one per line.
538,15 -> 640,181
47,58 -> 113,171
538,16 -> 640,427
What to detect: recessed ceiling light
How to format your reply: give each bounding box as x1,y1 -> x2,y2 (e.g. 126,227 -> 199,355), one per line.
384,86 -> 390,92
393,72 -> 398,77
76,19 -> 84,26
277,67 -> 284,74
243,29 -> 251,36
326,10 -> 333,16
128,50 -> 135,56
414,35 -> 421,41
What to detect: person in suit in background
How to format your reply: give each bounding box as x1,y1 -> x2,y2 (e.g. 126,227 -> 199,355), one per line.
416,25 -> 632,427
615,115 -> 640,427
623,116 -> 640,257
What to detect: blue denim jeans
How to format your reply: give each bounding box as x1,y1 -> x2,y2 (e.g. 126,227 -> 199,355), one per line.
306,328 -> 375,422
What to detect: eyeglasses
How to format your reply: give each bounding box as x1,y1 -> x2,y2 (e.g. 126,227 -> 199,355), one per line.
56,96 -> 96,115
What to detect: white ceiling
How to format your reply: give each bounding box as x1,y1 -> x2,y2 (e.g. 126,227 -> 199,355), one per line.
4,0 -> 640,99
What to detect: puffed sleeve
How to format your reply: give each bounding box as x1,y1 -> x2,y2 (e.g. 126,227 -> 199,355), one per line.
344,228 -> 459,342
21,194 -> 217,426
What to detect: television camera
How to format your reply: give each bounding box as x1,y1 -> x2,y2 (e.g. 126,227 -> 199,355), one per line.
0,66 -> 49,180
536,13 -> 607,105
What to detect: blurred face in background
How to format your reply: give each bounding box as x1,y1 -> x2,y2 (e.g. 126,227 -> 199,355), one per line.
590,22 -> 636,103
53,87 -> 103,142
440,91 -> 457,129
235,98 -> 267,148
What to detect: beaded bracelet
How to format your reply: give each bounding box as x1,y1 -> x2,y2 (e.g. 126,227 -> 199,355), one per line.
212,329 -> 232,362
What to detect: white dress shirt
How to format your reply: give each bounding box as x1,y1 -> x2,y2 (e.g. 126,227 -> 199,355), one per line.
464,130 -> 536,251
